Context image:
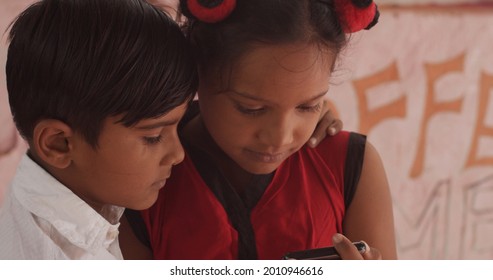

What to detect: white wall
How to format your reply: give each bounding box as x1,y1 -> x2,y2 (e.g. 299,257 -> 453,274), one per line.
0,0 -> 31,205
328,6 -> 493,259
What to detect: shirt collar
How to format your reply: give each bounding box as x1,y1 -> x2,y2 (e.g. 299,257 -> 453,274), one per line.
12,154 -> 124,253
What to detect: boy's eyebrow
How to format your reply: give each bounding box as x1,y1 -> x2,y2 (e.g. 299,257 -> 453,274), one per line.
135,118 -> 181,130
229,90 -> 328,104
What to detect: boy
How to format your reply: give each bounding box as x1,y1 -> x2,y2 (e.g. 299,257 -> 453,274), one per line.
0,0 -> 197,259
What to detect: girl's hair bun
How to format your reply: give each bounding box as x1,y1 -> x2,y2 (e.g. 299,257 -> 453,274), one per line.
334,0 -> 380,33
180,0 -> 236,23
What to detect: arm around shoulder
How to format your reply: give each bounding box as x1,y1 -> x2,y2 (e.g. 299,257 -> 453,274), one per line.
342,141 -> 397,259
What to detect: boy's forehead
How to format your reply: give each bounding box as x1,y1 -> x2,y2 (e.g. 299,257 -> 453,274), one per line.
107,102 -> 189,129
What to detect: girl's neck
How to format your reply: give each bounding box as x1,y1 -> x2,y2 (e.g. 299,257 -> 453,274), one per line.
182,115 -> 253,195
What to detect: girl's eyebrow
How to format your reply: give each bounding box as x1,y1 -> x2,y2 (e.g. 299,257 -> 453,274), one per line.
299,91 -> 328,103
228,90 -> 328,104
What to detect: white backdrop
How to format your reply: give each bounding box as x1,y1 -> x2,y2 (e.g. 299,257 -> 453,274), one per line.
0,0 -> 30,206
328,7 -> 493,259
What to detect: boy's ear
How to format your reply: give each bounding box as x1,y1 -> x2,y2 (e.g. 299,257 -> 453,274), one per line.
32,119 -> 74,169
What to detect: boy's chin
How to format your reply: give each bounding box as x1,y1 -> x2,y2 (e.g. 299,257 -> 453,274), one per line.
125,195 -> 159,211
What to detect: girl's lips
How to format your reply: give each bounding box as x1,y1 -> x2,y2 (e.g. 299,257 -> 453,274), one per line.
245,149 -> 287,163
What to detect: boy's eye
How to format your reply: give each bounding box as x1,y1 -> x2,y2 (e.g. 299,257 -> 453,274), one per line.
297,102 -> 321,113
143,135 -> 163,145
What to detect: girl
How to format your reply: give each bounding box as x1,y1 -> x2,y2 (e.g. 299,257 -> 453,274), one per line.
121,0 -> 397,260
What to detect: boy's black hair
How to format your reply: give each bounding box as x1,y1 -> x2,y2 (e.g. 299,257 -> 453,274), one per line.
6,0 -> 198,147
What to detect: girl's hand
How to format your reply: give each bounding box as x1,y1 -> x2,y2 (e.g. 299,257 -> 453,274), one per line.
308,100 -> 343,148
332,233 -> 382,260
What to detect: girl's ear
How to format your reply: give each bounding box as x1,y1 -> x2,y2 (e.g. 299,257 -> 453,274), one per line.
32,119 -> 74,169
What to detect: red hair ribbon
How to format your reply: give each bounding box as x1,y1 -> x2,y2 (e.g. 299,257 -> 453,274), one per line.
334,0 -> 379,33
186,0 -> 236,23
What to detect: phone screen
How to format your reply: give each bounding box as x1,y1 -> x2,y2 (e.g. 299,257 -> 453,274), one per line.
282,241 -> 367,260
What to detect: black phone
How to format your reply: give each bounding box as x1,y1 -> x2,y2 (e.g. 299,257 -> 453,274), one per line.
282,241 -> 367,260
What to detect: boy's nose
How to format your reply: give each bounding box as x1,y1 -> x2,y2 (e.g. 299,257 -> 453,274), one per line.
162,136 -> 185,167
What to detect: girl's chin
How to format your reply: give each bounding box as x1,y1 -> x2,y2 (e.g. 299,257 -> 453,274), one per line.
239,162 -> 280,175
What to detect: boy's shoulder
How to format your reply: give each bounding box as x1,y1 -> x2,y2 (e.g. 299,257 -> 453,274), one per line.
0,154 -> 124,259
0,162 -> 43,259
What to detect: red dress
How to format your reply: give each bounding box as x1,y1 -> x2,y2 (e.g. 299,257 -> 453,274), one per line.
133,130 -> 365,259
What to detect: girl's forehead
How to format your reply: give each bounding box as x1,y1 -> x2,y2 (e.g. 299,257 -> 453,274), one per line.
236,43 -> 335,71
228,43 -> 334,87
219,43 -> 333,104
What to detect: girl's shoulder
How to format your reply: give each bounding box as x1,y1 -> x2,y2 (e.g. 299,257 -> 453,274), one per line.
303,130 -> 366,160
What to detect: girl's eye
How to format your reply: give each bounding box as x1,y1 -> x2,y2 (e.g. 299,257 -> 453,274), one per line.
297,103 -> 321,113
143,135 -> 162,145
235,104 -> 265,116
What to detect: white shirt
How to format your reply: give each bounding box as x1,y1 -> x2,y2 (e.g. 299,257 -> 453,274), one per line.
0,154 -> 124,259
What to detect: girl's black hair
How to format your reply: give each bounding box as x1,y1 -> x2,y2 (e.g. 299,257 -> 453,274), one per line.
180,0 -> 347,78
7,0 -> 198,147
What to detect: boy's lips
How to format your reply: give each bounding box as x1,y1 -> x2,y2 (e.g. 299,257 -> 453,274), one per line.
152,170 -> 172,189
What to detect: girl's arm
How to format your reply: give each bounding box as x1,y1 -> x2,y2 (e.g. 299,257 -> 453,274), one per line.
340,141 -> 398,259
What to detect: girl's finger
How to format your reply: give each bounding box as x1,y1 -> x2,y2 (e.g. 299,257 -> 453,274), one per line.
332,233 -> 364,260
